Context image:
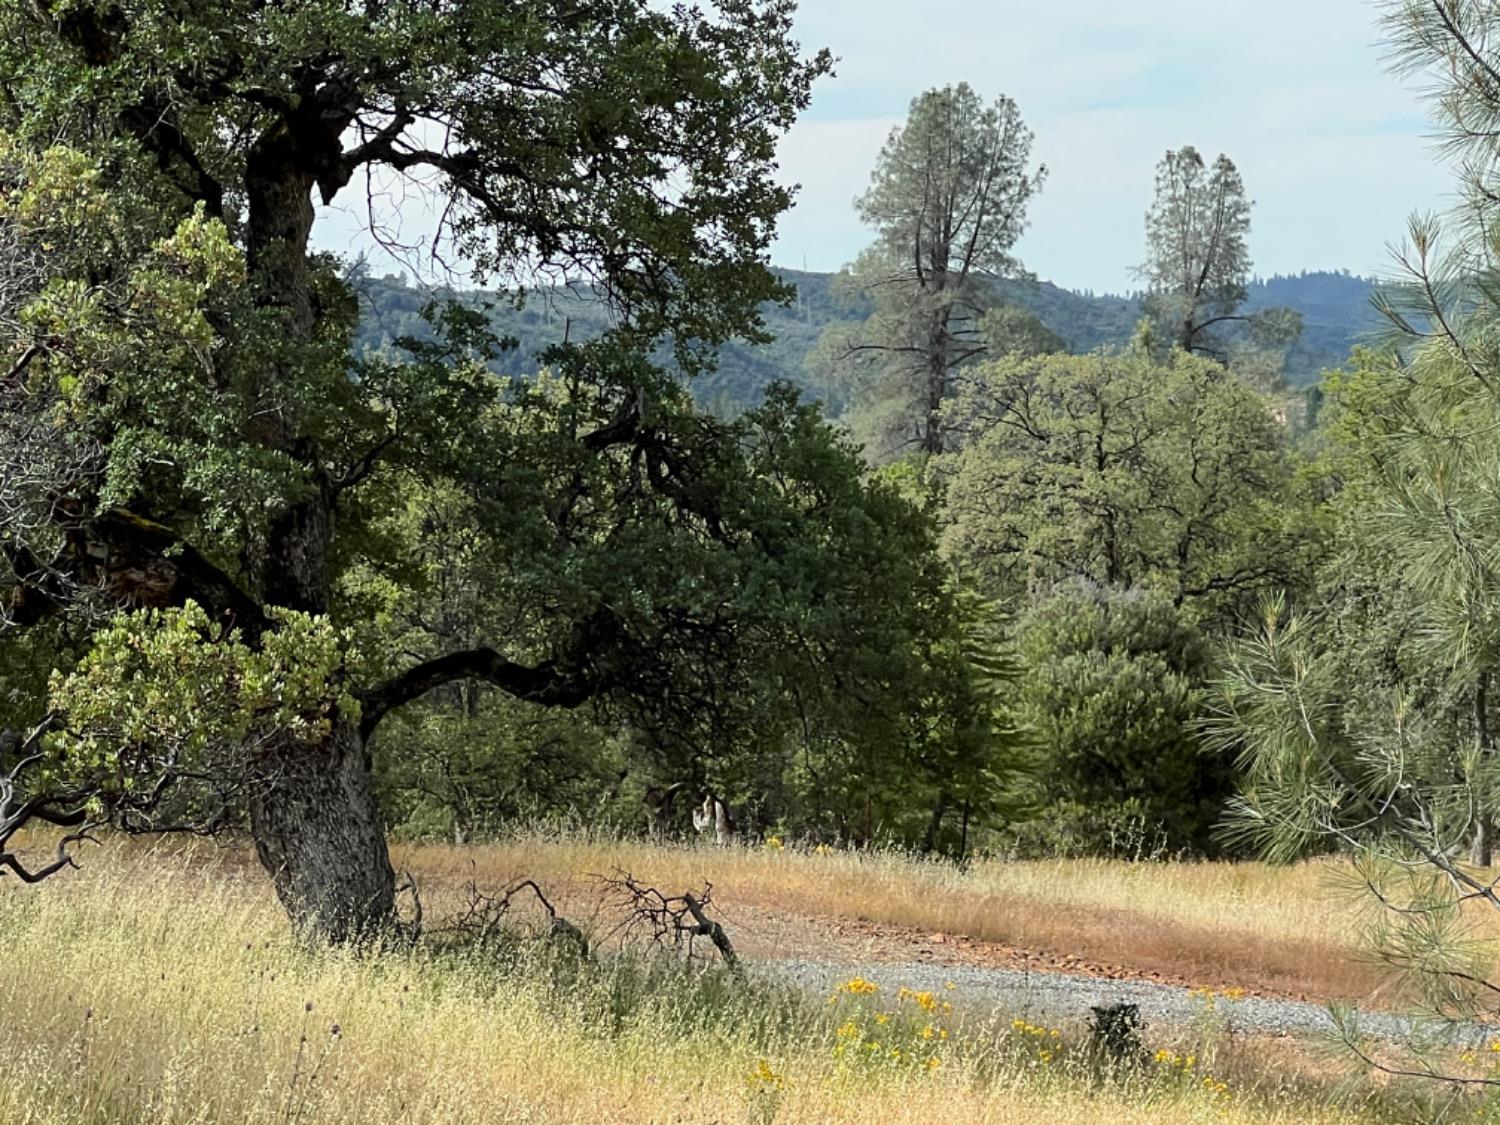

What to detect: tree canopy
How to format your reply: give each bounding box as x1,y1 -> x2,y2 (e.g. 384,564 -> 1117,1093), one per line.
938,347 -> 1319,621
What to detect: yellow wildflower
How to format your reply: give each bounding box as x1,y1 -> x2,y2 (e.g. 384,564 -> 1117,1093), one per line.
925,1056 -> 942,1072
748,1059 -> 783,1089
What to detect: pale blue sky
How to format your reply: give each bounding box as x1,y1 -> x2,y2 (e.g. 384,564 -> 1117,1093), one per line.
317,0 -> 1453,296
769,0 -> 1453,293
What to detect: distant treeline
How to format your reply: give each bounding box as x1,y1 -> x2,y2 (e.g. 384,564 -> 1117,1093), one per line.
352,267 -> 1383,414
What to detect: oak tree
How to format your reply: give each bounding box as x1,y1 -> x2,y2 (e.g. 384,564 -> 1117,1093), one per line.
0,0 -> 879,940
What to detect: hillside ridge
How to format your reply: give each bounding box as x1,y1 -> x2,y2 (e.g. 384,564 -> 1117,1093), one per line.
354,267 -> 1382,410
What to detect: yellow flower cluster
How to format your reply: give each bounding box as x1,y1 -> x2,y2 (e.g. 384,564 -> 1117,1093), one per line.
1461,1041 -> 1500,1065
898,987 -> 953,1014
813,843 -> 834,856
764,836 -> 785,851
1011,1019 -> 1062,1040
1188,985 -> 1246,1007
1154,1050 -> 1232,1102
748,1059 -> 784,1090
829,982 -> 955,1077
1010,1019 -> 1063,1065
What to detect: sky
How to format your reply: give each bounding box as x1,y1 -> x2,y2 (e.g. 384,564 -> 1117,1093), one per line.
768,0 -> 1454,294
315,0 -> 1457,297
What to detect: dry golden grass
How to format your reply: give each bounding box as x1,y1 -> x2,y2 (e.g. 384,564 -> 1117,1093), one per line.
0,838 -> 1390,1125
391,831 -> 1386,1000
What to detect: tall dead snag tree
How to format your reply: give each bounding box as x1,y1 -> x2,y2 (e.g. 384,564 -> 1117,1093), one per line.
0,0 -> 838,939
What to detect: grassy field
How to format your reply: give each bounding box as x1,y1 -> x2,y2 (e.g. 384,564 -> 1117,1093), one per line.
391,829 -> 1384,1000
0,832 -> 1476,1123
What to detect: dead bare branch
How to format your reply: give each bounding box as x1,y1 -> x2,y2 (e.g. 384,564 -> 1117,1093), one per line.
595,868 -> 745,982
440,877 -> 589,958
0,713 -> 100,883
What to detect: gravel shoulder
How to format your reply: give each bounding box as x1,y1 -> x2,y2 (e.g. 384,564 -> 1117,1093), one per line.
758,957 -> 1427,1043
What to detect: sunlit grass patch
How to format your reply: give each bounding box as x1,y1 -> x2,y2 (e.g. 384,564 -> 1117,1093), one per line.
0,841 -> 1398,1124
389,825 -> 1383,998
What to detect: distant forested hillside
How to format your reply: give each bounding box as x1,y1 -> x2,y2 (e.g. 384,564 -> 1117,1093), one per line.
353,267 -> 1382,411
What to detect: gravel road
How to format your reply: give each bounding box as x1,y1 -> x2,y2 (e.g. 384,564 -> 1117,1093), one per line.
760,958 -> 1441,1043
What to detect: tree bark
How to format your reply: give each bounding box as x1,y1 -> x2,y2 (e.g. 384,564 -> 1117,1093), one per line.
1473,819 -> 1493,869
234,101 -> 403,939
248,722 -> 395,941
921,791 -> 948,854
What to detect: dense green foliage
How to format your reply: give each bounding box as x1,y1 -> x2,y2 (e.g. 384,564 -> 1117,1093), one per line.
1012,583 -> 1228,853
0,0 -> 1422,909
939,348 -> 1319,622
0,0 -> 1033,928
929,346 -> 1320,852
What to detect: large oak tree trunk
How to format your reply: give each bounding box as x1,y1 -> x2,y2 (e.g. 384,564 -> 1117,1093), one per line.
235,118 -> 403,939
248,722 -> 395,941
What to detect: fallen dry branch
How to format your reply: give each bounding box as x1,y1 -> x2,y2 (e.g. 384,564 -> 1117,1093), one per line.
441,877 -> 589,957
596,868 -> 745,983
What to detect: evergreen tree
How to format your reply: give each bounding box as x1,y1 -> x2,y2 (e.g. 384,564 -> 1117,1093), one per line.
1138,146 -> 1301,375
812,83 -> 1046,460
